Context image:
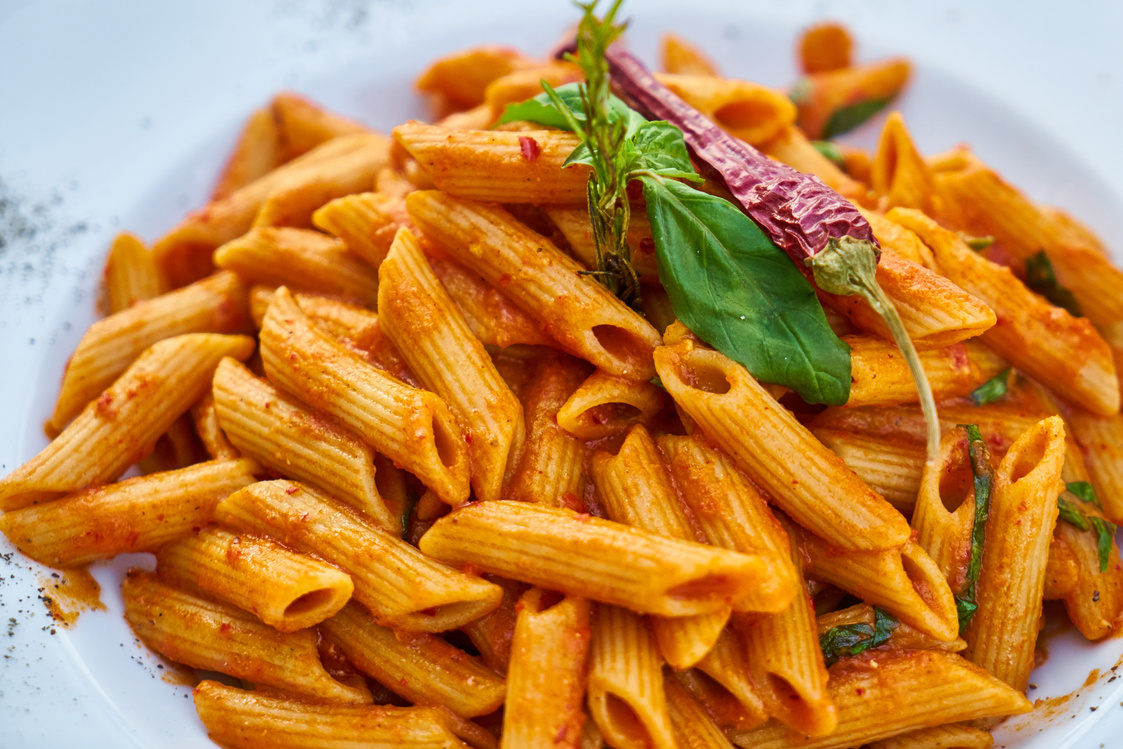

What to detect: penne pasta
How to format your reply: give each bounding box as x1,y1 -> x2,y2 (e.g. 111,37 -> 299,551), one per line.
1,333 -> 254,510
653,338 -> 910,552
124,571 -> 369,704
378,228 -> 525,504
214,480 -> 502,632
557,369 -> 669,440
846,336 -> 1006,408
418,500 -> 774,618
102,231 -> 164,313
212,357 -> 395,529
156,527 -> 353,632
259,286 -> 470,504
407,191 -> 662,379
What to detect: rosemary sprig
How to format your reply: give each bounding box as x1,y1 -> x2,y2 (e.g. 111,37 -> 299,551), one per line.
545,0 -> 643,308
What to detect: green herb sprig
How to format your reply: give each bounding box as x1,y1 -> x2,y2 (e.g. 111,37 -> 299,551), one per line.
819,607 -> 899,667
499,2 -> 852,405
969,368 -> 1011,406
955,424 -> 994,633
1025,250 -> 1082,317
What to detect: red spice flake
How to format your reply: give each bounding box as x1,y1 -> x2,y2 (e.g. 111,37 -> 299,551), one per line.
638,236 -> 656,254
285,485 -> 299,495
497,273 -> 513,287
573,512 -> 591,523
400,677 -> 408,687
855,687 -> 866,696
95,392 -> 116,419
518,135 -> 541,162
559,492 -> 584,513
554,724 -> 569,743
947,342 -> 970,373
461,563 -> 482,577
464,432 -> 474,444
219,622 -> 232,633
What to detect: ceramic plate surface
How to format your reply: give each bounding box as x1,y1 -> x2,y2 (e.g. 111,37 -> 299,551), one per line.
2,1 -> 1122,747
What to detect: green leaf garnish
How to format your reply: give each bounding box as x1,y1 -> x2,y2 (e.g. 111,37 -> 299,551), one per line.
822,97 -> 893,139
955,423 -> 993,633
1057,482 -> 1115,572
969,368 -> 1011,406
1091,517 -> 1117,574
1066,480 -> 1102,510
810,140 -> 847,170
641,176 -> 851,405
1024,250 -> 1083,317
819,607 -> 898,667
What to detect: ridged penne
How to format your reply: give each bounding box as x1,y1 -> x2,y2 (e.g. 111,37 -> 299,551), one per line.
153,132 -> 391,287
501,588 -> 591,748
846,336 -> 1006,407
156,527 -> 353,632
587,605 -> 675,749
664,675 -> 738,749
407,192 -> 662,379
727,651 -> 1030,749
963,416 -> 1065,692
270,91 -> 370,161
193,680 -> 485,749
557,370 -> 669,439
259,287 -> 470,503
214,227 -> 380,306
378,228 -> 525,504
889,208 -> 1119,414
320,602 -> 506,718
660,33 -> 721,77
0,458 -> 256,566
312,191 -> 410,268
0,333 -> 254,510
505,353 -> 591,507
214,480 -> 502,632
418,500 -> 773,618
654,72 -> 796,146
592,426 -> 729,668
394,123 -> 588,204
653,339 -> 910,551
866,724 -> 994,749
102,231 -> 164,313
50,270 -> 251,430
811,429 -> 925,513
191,391 -> 240,460
124,571 -> 369,704
212,357 -> 394,529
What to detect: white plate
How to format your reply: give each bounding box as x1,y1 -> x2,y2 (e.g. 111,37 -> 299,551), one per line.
2,1 -> 1122,747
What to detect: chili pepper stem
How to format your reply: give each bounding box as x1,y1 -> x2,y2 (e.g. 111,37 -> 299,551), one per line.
809,236 -> 941,463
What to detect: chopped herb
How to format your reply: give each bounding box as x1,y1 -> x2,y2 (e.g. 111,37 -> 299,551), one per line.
1057,483 -> 1116,572
955,424 -> 993,633
819,607 -> 899,666
811,140 -> 847,170
822,97 -> 893,139
1091,518 -> 1116,573
1058,496 -> 1091,531
1067,480 -> 1102,510
1024,250 -> 1083,317
962,235 -> 995,252
969,368 -> 1011,406
650,375 -> 665,389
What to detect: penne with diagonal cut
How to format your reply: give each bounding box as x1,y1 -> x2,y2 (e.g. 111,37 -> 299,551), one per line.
50,270 -> 251,430
212,356 -> 395,529
653,339 -> 910,552
214,480 -> 502,632
156,527 -> 353,632
1,333 -> 254,510
378,227 -> 525,504
418,500 -> 773,618
408,191 -> 662,379
259,286 -> 470,504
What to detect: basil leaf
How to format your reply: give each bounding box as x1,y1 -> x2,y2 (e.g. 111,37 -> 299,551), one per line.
640,176 -> 851,405
498,83 -> 645,136
1091,517 -> 1117,573
819,623 -> 874,667
1058,496 -> 1091,531
870,607 -> 899,647
822,97 -> 892,139
956,423 -> 994,633
969,368 -> 1011,406
1067,480 -> 1102,510
1024,250 -> 1083,317
810,140 -> 847,170
626,121 -> 703,181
